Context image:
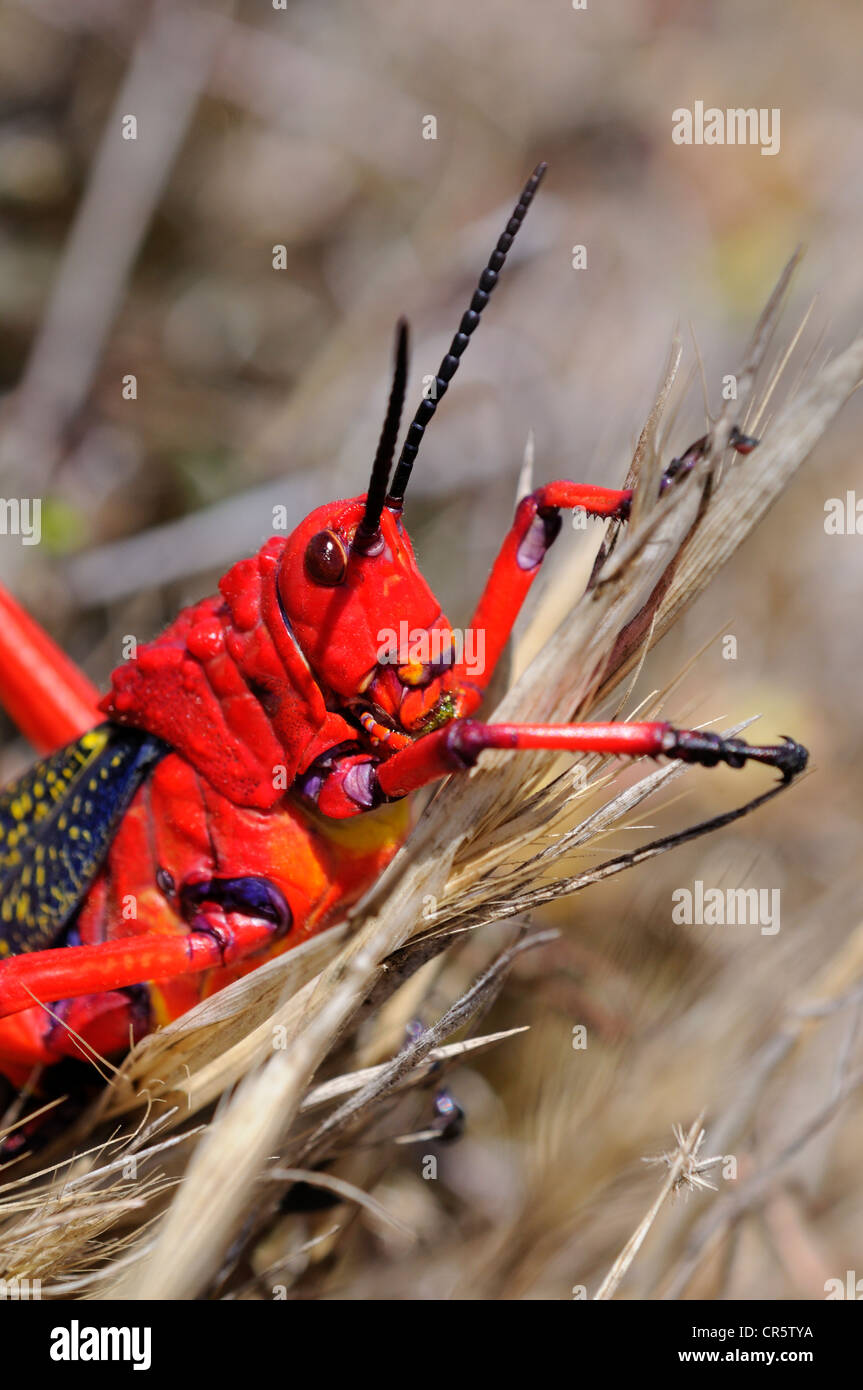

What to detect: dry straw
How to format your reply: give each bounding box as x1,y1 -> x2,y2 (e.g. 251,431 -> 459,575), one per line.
2,256 -> 862,1299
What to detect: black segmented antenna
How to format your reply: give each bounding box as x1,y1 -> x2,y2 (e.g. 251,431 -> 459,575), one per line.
386,162 -> 547,509
355,318 -> 410,551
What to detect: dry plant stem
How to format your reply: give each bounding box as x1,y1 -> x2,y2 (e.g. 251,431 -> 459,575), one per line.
0,1126 -> 201,1214
646,920 -> 863,1298
5,258 -> 850,1298
0,1120 -> 204,1283
222,1225 -> 341,1302
348,916 -> 522,1028
268,1167 -> 418,1242
209,933 -> 552,1292
588,336 -> 683,586
0,1093 -> 62,1148
748,297 -> 817,437
126,297 -> 861,1297
294,929 -> 556,1168
681,919 -> 863,1173
593,250 -> 800,689
115,934 -> 419,1300
661,1069 -> 863,1300
712,249 -> 804,454
598,349 -> 860,701
96,922 -> 350,1121
0,0 -> 230,492
449,772 -> 798,932
594,1116 -> 706,1300
299,1027 -> 529,1114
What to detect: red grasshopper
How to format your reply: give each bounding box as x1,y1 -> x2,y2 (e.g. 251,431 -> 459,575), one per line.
0,164 -> 806,1092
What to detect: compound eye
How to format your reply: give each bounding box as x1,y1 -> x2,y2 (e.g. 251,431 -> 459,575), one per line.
304,530 -> 347,586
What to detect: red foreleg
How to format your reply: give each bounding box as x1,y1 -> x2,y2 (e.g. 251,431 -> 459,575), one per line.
452,426 -> 760,709
452,482 -> 632,706
376,719 -> 808,799
0,581 -> 102,752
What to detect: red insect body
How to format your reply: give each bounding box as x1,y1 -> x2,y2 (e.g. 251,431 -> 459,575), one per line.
0,166 -> 807,1095
0,726 -> 409,1085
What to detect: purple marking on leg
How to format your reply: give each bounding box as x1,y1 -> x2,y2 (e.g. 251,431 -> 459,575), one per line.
516,509 -> 562,570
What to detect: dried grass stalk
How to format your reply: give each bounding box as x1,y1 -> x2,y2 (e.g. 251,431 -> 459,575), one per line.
2,258 -> 861,1298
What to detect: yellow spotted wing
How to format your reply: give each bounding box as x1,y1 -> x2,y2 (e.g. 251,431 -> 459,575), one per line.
0,724 -> 166,957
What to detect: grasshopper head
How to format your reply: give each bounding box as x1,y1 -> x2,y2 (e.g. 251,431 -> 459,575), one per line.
278,164 -> 547,714
276,493 -> 444,701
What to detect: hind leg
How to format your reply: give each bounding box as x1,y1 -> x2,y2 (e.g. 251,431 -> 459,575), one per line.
0,581 -> 101,753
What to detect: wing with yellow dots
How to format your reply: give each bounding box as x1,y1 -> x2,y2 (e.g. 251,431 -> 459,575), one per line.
0,724 -> 166,957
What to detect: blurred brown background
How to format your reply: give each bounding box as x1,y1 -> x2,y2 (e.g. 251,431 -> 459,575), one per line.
1,0 -> 862,1299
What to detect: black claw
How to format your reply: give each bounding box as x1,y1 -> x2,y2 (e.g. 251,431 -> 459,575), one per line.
667,728 -> 809,782
659,424 -> 759,496
775,736 -> 809,781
